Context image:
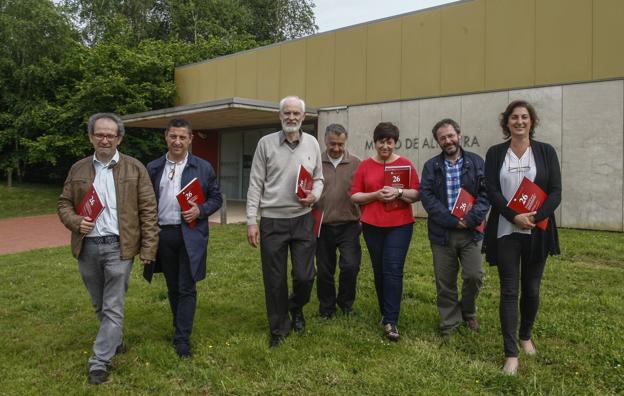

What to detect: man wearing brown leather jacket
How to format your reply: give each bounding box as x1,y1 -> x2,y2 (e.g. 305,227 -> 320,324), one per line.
58,113 -> 159,385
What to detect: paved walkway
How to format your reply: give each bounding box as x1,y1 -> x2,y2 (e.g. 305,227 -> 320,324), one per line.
0,214 -> 70,255
0,201 -> 247,256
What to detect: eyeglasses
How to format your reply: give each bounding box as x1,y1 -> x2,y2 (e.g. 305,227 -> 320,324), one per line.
93,133 -> 118,141
168,165 -> 176,180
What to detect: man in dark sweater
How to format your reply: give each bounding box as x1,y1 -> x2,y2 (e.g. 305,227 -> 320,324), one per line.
315,123 -> 362,318
246,96 -> 324,348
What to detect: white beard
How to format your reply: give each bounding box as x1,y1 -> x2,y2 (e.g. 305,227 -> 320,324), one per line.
282,120 -> 302,134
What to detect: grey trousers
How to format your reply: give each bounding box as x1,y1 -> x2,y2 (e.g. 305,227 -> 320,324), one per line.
260,213 -> 316,337
78,239 -> 133,372
430,229 -> 484,334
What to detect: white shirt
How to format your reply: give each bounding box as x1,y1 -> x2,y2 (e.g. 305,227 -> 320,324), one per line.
498,147 -> 537,238
87,150 -> 120,237
329,154 -> 343,168
158,153 -> 188,225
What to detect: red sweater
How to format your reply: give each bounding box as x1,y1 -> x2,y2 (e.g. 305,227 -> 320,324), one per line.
350,156 -> 420,227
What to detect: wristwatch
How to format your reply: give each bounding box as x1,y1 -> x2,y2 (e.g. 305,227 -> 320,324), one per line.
397,188 -> 403,198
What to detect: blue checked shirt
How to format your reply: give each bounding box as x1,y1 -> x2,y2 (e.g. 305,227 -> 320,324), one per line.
445,156 -> 463,212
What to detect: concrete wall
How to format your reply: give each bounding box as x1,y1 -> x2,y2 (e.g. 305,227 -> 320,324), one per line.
318,80 -> 624,231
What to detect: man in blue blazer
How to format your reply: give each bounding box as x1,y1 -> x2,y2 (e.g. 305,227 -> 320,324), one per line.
144,118 -> 222,357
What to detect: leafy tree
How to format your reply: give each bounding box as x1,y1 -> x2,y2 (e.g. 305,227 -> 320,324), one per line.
1,0 -> 318,186
0,0 -> 79,185
62,0 -> 317,46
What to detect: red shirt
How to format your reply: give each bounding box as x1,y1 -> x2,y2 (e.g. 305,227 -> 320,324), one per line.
350,156 -> 420,227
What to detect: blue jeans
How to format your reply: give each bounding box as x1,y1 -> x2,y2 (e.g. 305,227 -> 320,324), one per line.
362,223 -> 413,325
78,239 -> 133,372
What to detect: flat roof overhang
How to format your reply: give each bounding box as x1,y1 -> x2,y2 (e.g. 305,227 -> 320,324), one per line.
122,97 -> 318,130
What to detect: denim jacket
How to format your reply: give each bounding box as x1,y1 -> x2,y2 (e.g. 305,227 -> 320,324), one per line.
420,149 -> 490,246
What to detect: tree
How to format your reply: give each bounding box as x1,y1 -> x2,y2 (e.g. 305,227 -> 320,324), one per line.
62,0 -> 318,46
0,0 -> 79,185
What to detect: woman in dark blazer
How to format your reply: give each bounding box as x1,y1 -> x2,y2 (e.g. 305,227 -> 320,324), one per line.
484,100 -> 561,375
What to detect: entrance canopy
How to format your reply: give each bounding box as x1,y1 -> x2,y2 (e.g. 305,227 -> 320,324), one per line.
122,97 -> 318,130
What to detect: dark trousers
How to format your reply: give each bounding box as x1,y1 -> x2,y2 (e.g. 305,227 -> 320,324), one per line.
316,221 -> 361,315
260,213 -> 316,337
497,233 -> 546,357
158,226 -> 197,346
362,222 -> 413,325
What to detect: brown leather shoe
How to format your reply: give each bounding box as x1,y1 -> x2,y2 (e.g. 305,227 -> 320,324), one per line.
465,318 -> 480,332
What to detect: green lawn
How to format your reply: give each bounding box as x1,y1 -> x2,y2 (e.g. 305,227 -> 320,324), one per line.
1,223 -> 622,395
0,183 -> 61,219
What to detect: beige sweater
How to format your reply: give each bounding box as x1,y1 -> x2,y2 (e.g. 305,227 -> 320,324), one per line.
246,131 -> 324,224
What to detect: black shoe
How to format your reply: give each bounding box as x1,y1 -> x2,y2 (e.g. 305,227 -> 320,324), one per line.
269,335 -> 285,348
114,342 -> 127,356
174,343 -> 192,359
341,307 -> 354,316
291,310 -> 306,333
319,311 -> 334,319
383,323 -> 400,342
88,369 -> 108,385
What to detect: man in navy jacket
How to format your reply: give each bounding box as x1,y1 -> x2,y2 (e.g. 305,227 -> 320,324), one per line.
144,118 -> 222,357
420,118 -> 489,337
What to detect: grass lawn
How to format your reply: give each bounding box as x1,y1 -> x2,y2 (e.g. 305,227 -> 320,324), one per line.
0,183 -> 61,219
0,223 -> 622,395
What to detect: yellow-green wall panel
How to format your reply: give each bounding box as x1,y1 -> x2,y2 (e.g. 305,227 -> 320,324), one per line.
215,57 -> 236,99
235,51 -> 257,99
536,0 -> 592,85
485,0 -> 535,90
594,0 -> 624,79
279,40 -> 307,99
305,33 -> 335,108
256,46 -> 281,103
366,18 -> 402,102
196,62 -> 218,103
175,66 -> 200,105
334,25 -> 367,105
401,10 -> 441,99
440,0 -> 486,95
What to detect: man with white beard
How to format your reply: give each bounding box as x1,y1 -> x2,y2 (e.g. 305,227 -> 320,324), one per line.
246,96 -> 324,348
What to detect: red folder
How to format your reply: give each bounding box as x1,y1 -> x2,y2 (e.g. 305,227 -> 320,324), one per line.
311,207 -> 324,238
384,165 -> 411,211
295,164 -> 313,199
507,177 -> 549,231
176,177 -> 205,228
77,184 -> 105,221
451,188 -> 485,233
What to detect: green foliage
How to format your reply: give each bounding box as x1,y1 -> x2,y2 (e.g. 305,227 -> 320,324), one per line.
62,0 -> 317,46
0,0 -> 317,184
0,223 -> 622,394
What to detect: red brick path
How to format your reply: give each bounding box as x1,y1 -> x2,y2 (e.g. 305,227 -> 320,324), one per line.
0,214 -> 70,255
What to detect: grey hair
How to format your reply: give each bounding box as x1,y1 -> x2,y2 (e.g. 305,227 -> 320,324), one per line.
87,113 -> 125,137
325,123 -> 348,137
279,96 -> 305,113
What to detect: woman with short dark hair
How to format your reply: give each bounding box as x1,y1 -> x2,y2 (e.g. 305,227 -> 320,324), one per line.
351,122 -> 420,341
484,100 -> 561,375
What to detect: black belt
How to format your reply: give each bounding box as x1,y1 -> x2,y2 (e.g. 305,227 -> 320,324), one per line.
85,235 -> 119,244
159,224 -> 181,229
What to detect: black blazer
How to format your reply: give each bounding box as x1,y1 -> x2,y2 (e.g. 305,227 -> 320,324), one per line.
484,139 -> 561,266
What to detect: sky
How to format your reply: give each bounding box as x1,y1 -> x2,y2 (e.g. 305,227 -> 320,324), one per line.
313,0 -> 459,33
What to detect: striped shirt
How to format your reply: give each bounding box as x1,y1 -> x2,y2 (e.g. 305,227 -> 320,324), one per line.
445,156 -> 463,212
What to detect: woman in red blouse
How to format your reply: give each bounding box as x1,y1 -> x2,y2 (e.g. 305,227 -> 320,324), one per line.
351,122 -> 420,341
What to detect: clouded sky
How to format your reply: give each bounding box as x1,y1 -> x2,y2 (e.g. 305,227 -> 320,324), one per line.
313,0 -> 459,33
